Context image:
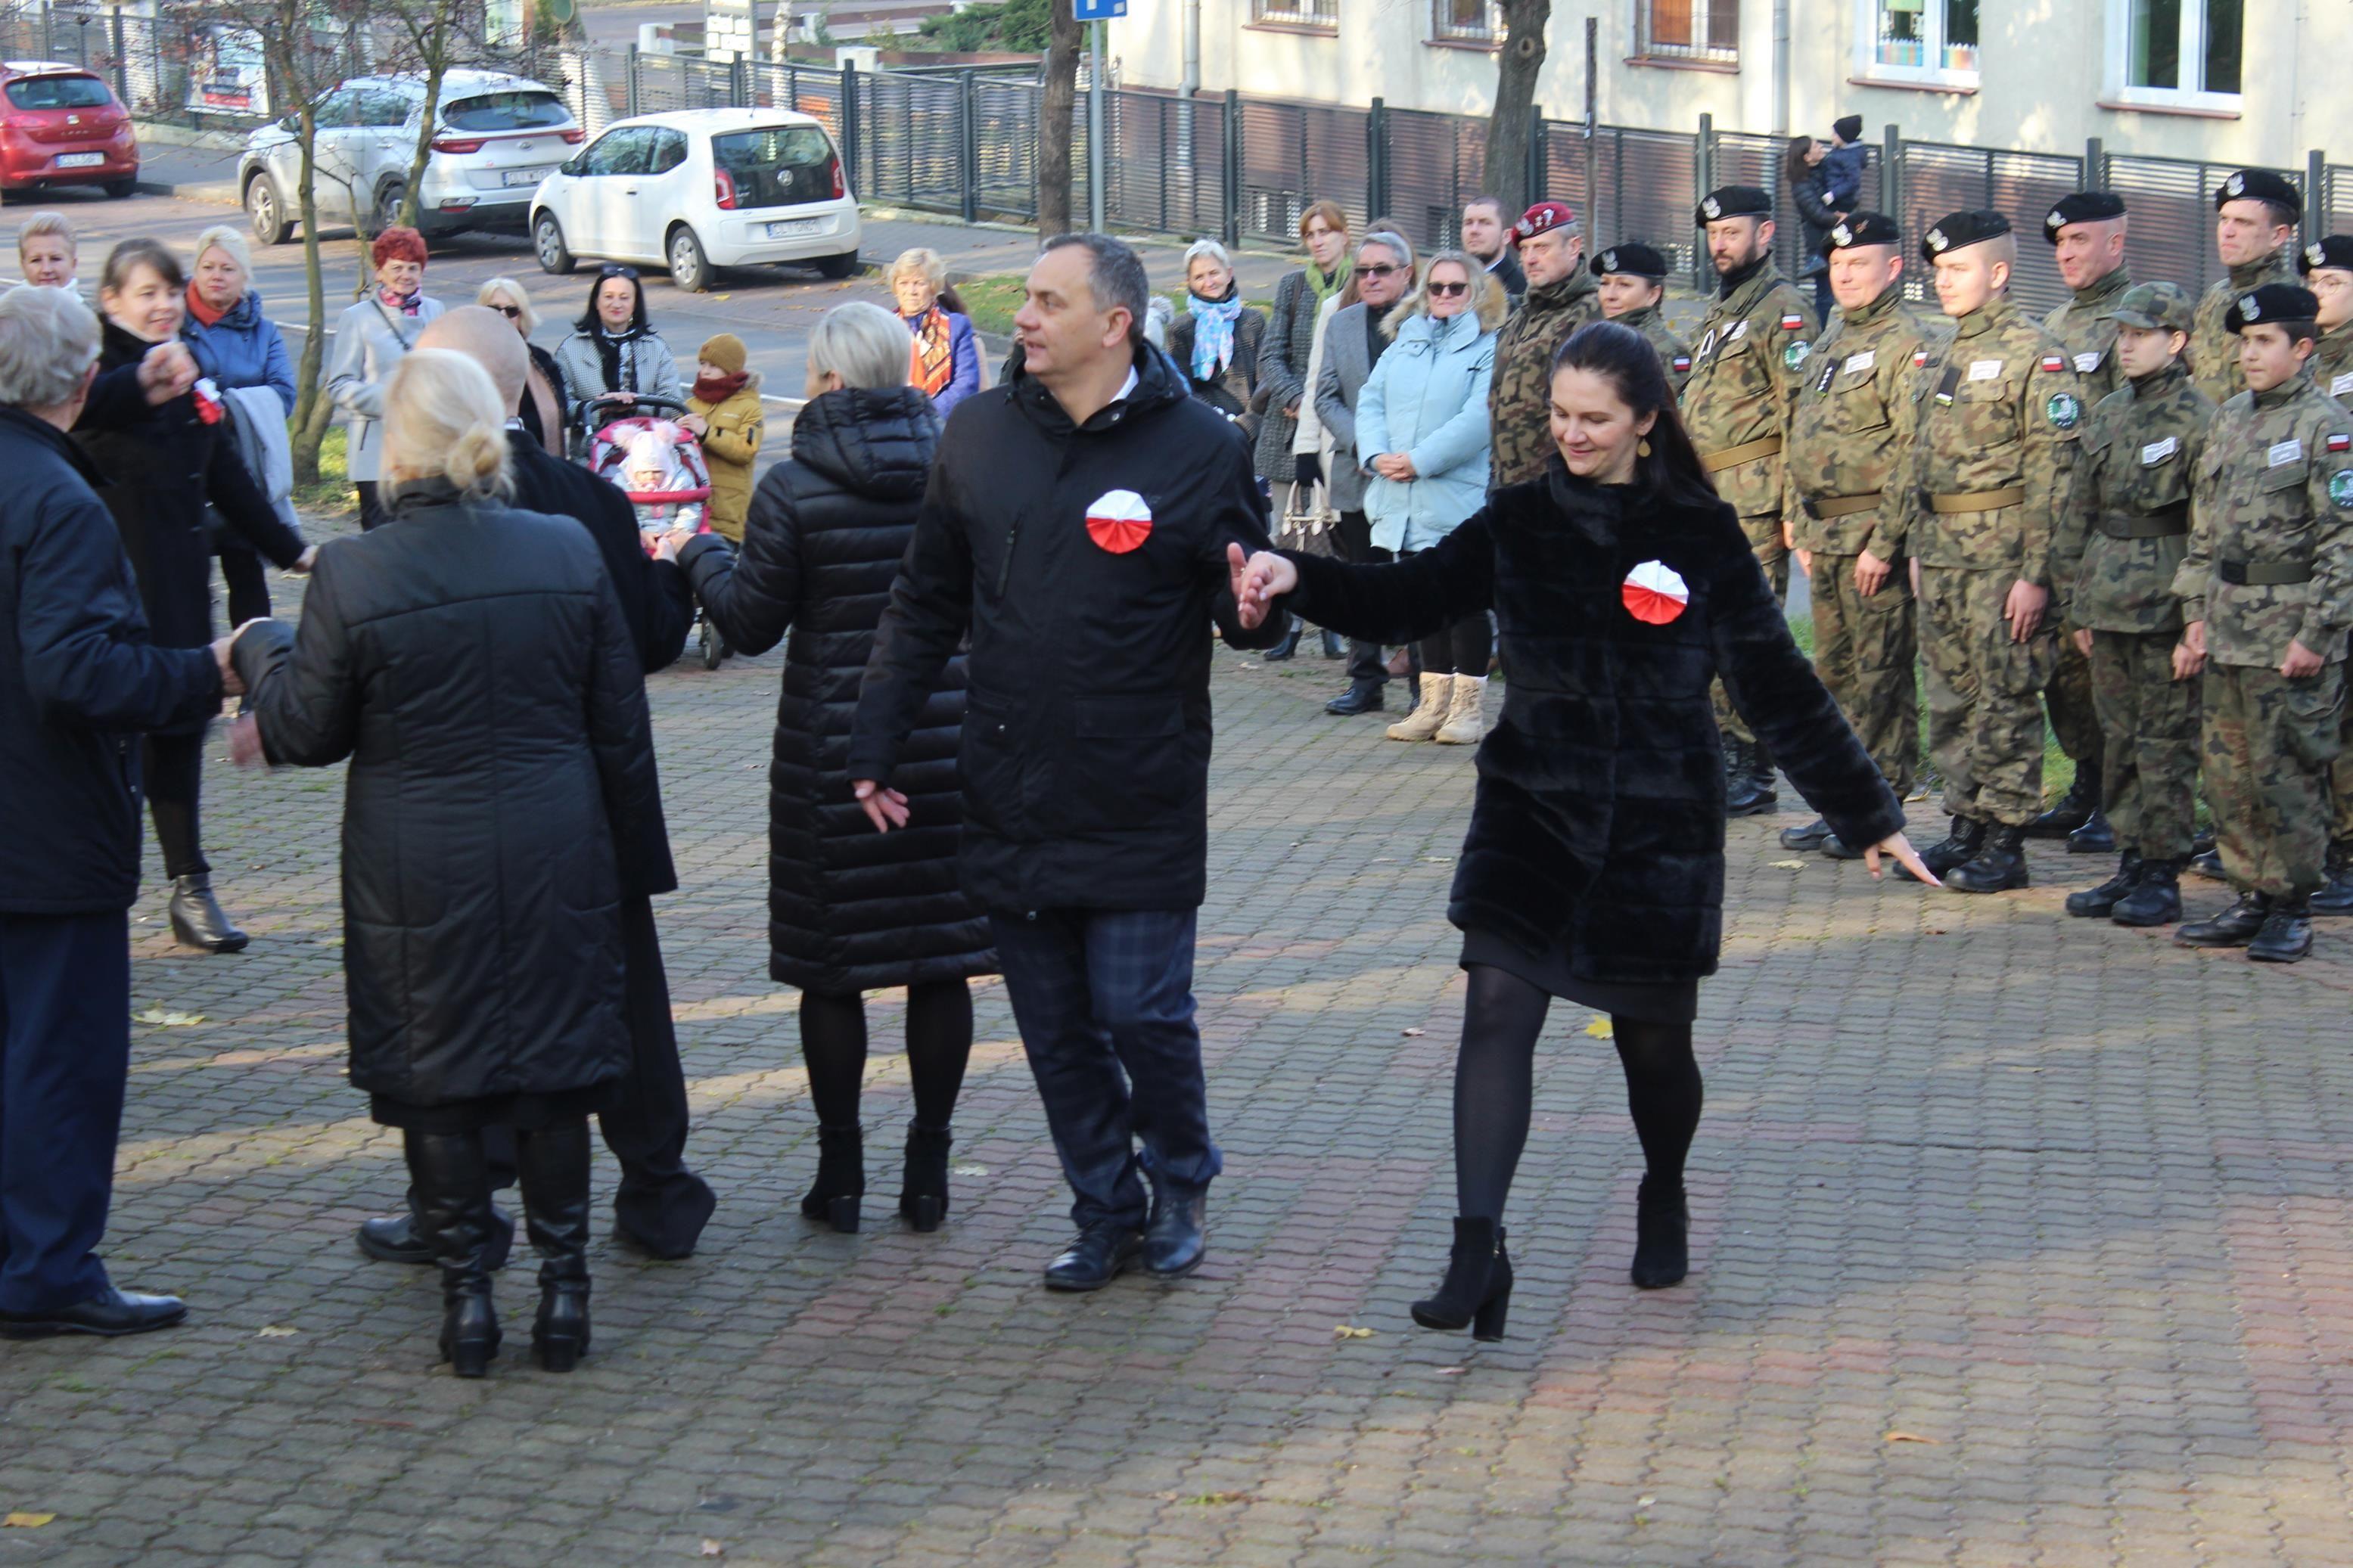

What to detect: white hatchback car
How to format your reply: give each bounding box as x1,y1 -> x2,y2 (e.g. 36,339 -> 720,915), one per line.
528,108 -> 860,293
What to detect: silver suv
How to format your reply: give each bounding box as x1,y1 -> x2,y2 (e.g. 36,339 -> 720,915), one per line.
241,69 -> 580,244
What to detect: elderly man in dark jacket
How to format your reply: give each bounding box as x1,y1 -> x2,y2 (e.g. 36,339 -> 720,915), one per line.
850,234 -> 1282,1292
340,307 -> 713,1269
0,284 -> 225,1339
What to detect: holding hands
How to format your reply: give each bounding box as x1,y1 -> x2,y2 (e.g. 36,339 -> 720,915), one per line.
1224,544 -> 1297,632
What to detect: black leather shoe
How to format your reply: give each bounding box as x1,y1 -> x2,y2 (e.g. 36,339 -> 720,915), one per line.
1820,832 -> 1865,861
2067,811 -> 2117,854
2188,848 -> 2227,881
1779,818 -> 1833,852
1901,816 -> 1985,882
1043,1222 -> 1143,1292
0,1286 -> 187,1339
357,1205 -> 514,1269
1630,1177 -> 1689,1289
1724,741 -> 1779,818
2249,900 -> 2315,964
2024,767 -> 2100,839
1142,1181 -> 1207,1279
2064,852 -> 2143,918
1945,827 -> 2030,894
2111,859 -> 2184,927
2176,893 -> 2271,948
2311,847 -> 2353,916
1261,614 -> 1302,662
1410,1216 -> 1512,1340
1324,679 -> 1385,716
167,874 -> 248,954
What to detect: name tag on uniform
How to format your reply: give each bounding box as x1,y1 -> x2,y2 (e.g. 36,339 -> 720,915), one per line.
1730,320 -> 1750,340
1968,359 -> 2003,381
2141,436 -> 2178,464
1843,350 -> 1876,375
2269,439 -> 2304,466
2333,372 -> 2353,397
2075,351 -> 2103,373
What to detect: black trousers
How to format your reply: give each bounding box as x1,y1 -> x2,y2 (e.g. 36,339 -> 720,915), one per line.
142,731 -> 207,880
1331,508 -> 1391,685
355,481 -> 389,533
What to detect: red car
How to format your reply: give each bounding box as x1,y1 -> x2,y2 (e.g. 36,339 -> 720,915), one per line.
0,61 -> 138,198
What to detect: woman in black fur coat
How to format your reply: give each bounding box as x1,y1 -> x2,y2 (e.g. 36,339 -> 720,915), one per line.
1232,321 -> 1935,1339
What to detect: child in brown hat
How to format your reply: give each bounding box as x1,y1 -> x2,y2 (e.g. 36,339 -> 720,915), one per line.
684,333 -> 763,544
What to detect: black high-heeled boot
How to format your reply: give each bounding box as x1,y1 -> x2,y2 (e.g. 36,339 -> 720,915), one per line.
898,1122 -> 953,1234
1261,613 -> 1303,662
514,1119 -> 593,1373
1410,1216 -> 1513,1341
167,874 -> 249,954
800,1123 -> 864,1233
1630,1177 -> 1689,1289
406,1129 -> 500,1377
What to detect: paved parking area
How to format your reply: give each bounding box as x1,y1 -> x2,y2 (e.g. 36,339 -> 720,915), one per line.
3,534 -> 2351,1565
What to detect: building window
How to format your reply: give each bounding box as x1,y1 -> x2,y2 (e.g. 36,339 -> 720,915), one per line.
1857,0 -> 1978,85
1431,0 -> 1503,46
1637,0 -> 1740,64
2105,0 -> 2241,107
1251,0 -> 1338,29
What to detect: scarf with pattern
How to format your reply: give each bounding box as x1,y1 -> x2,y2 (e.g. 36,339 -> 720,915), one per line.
906,306 -> 955,399
1184,289 -> 1243,381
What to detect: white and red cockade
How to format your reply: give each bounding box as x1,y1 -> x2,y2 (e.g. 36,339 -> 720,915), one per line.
1621,560 -> 1689,625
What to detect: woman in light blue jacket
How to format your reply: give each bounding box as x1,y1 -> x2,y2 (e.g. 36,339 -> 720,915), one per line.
1355,250 -> 1506,745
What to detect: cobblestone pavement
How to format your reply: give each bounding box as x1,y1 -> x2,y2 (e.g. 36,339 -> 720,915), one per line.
5,540 -> 2353,1566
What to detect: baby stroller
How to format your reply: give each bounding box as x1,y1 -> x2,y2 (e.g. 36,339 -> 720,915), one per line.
572,393 -> 729,670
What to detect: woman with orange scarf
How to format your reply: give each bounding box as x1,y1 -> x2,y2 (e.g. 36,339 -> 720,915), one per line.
888,247 -> 980,417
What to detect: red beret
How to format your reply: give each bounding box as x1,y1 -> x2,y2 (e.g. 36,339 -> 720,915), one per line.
1512,201 -> 1579,247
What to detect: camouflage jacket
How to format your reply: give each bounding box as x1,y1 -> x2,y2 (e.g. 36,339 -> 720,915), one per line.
1487,265 -> 1602,487
1894,293 -> 2081,585
1782,282 -> 1944,559
2313,324 -> 2353,408
2043,265 -> 2132,412
1681,261 -> 1816,522
2175,373 -> 2353,667
2053,361 -> 2213,634
2190,247 -> 2298,406
1617,303 -> 1692,397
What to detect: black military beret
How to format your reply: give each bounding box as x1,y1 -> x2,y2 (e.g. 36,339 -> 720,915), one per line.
2043,191 -> 2127,241
1695,186 -> 1773,225
1920,210 -> 2011,263
1832,114 -> 1863,144
1823,210 -> 1901,255
2215,168 -> 2302,220
2300,235 -> 2353,276
1596,242 -> 1669,281
2224,282 -> 2321,334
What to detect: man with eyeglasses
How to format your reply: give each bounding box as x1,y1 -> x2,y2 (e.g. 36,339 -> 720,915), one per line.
1314,229 -> 1418,715
1485,200 -> 1599,489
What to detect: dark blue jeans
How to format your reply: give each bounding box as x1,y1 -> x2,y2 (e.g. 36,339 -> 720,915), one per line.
990,907 -> 1221,1230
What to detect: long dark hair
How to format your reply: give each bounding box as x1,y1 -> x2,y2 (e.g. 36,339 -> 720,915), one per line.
1782,135 -> 1816,189
575,267 -> 648,336
1551,321 -> 1717,508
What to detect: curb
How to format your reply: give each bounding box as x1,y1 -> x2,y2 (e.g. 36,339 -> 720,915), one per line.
137,177 -> 242,206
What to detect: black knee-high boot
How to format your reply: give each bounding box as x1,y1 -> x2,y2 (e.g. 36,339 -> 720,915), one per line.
406,1129 -> 500,1377
514,1119 -> 593,1372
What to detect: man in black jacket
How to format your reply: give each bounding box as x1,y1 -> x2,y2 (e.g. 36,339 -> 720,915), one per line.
850,234 -> 1282,1291
344,307 -> 715,1265
0,285 -> 225,1338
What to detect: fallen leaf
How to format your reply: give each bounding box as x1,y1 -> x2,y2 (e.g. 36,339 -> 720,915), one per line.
1768,859 -> 1808,871
1637,1495 -> 1656,1508
1584,1017 -> 1615,1039
1401,1027 -> 1425,1037
1885,1430 -> 1942,1445
2,1514 -> 55,1529
950,1164 -> 988,1176
135,1008 -> 207,1026
1434,1365 -> 1466,1375
256,1324 -> 298,1338
1332,1324 -> 1374,1339
700,1542 -> 726,1558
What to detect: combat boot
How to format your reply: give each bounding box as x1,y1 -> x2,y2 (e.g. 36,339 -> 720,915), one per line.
2067,810 -> 2117,855
2248,898 -> 2314,964
2064,851 -> 2142,918
1780,818 -> 1834,852
2025,764 -> 2100,839
2175,892 -> 2271,948
1724,740 -> 1777,818
1901,816 -> 1985,882
2310,844 -> 2353,917
1944,826 -> 2030,894
2110,859 -> 2184,927
2188,847 -> 2227,881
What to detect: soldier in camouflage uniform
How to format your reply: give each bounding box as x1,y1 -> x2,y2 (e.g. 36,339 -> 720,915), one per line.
1682,185 -> 1817,816
2031,191 -> 2137,852
2171,283 -> 2353,964
1888,210 -> 2082,894
2051,283 -> 2213,928
2297,234 -> 2353,915
1595,242 -> 1692,397
2188,169 -> 2301,408
1487,200 -> 1602,488
1777,211 -> 1941,856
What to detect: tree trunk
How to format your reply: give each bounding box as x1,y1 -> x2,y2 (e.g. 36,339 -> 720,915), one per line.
394,54 -> 452,231
1038,0 -> 1080,238
1483,0 -> 1552,219
284,75 -> 331,484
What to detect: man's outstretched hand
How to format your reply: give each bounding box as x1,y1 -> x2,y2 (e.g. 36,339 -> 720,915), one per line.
1226,542 -> 1299,631
852,778 -> 909,834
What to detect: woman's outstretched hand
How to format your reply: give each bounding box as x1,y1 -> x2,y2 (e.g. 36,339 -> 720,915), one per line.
1863,830 -> 1937,886
1225,543 -> 1298,630
851,778 -> 909,834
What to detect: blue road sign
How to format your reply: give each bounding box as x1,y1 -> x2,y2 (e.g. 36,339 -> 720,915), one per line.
1074,0 -> 1126,17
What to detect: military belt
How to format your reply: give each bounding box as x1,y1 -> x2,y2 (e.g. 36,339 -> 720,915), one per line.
1699,436 -> 1783,474
2097,504 -> 2190,539
1802,491 -> 1884,521
1925,486 -> 2028,514
2218,559 -> 2311,587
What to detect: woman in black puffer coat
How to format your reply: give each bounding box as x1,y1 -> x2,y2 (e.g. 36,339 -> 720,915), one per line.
678,301 -> 994,1237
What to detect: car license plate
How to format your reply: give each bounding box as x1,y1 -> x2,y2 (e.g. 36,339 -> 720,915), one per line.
502,166 -> 549,187
766,219 -> 821,239
56,152 -> 105,169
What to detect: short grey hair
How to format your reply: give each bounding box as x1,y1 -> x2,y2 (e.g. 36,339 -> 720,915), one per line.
1043,232 -> 1149,343
191,224 -> 253,286
1360,230 -> 1415,273
477,275 -> 538,335
1181,238 -> 1232,276
808,300 -> 911,392
0,283 -> 100,408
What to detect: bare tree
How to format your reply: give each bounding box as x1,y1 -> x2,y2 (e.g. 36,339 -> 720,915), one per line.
379,0 -> 481,233
1483,0 -> 1551,218
1037,0 -> 1080,238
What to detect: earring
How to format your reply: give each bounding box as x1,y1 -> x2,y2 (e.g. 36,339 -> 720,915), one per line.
1637,438 -> 1652,458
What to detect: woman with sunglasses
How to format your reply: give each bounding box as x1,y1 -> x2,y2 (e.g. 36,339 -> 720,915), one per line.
553,265 -> 682,418
1351,250 -> 1506,747
478,277 -> 567,457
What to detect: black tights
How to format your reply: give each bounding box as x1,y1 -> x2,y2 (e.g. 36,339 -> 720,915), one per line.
144,731 -> 208,879
1452,963 -> 1702,1222
797,979 -> 974,1132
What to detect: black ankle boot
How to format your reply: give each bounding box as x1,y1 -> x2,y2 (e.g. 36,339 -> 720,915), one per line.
2064,851 -> 2143,918
1410,1216 -> 1513,1340
1724,741 -> 1778,818
407,1130 -> 499,1378
1631,1178 -> 1689,1289
2188,847 -> 2227,880
2111,859 -> 2184,927
1945,827 -> 2030,893
516,1121 -> 593,1373
2311,846 -> 2353,916
1262,613 -> 1302,662
167,874 -> 249,954
898,1122 -> 953,1233
2066,810 -> 2117,855
2249,898 -> 2315,964
800,1123 -> 863,1233
2176,892 -> 2271,948
2025,765 -> 2100,838
1319,628 -> 1346,660
1904,816 -> 1986,882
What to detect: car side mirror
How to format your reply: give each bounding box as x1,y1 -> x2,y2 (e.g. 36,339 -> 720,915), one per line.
560,155 -> 583,176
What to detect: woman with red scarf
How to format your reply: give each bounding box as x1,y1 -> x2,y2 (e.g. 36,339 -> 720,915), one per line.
682,332 -> 763,545
888,247 -> 980,417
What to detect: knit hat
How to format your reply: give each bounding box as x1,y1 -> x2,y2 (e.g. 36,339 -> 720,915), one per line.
1832,115 -> 1863,144
698,334 -> 748,375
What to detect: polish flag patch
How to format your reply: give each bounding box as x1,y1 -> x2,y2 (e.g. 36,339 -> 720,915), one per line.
1780,313 -> 1806,331
1621,559 -> 1690,625
1671,354 -> 1692,372
1913,349 -> 1930,368
2329,433 -> 2351,453
1083,489 -> 1153,554
2041,354 -> 2067,373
